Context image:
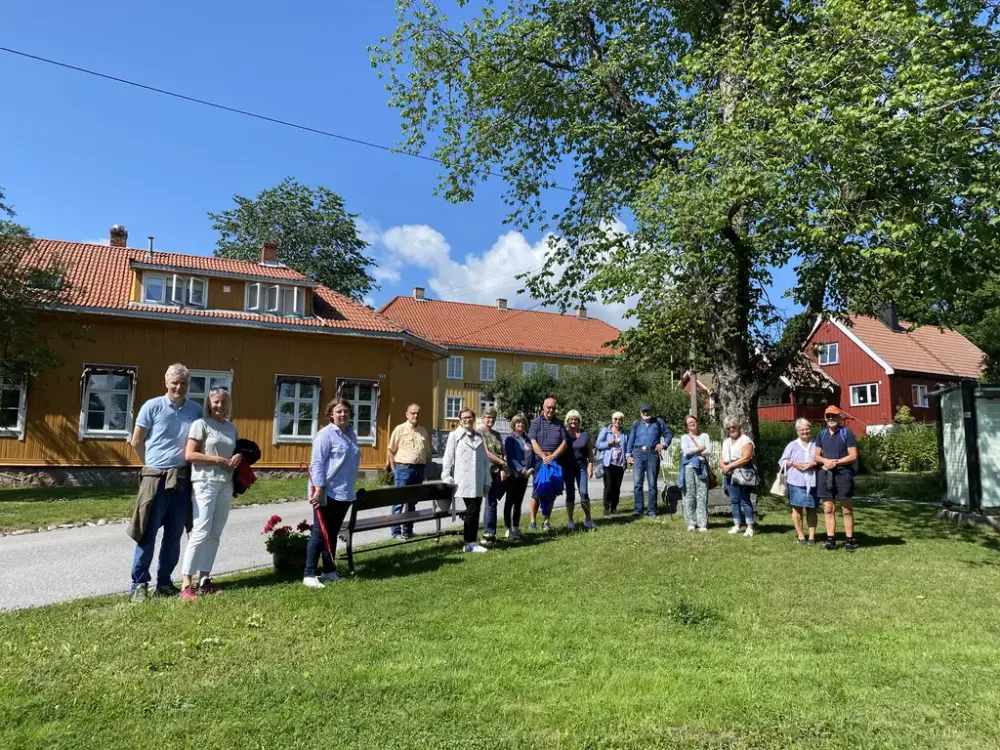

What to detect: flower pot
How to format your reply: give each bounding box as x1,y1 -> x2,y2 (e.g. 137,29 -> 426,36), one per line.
271,549 -> 306,580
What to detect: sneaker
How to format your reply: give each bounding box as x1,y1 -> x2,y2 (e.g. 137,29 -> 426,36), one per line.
687,525 -> 696,532
320,571 -> 343,582
528,521 -> 538,531
302,576 -> 325,588
505,528 -> 513,540
512,528 -> 522,540
543,521 -> 553,532
824,537 -> 838,551
806,539 -> 817,546
697,527 -> 709,533
179,586 -> 199,602
401,534 -> 413,541
483,532 -> 497,543
130,583 -> 148,604
845,537 -> 858,553
743,527 -> 754,538
153,583 -> 181,598
583,520 -> 597,530
798,538 -> 809,546
390,533 -> 401,540
198,577 -> 221,595
463,542 -> 489,553
566,521 -> 576,531
728,525 -> 742,535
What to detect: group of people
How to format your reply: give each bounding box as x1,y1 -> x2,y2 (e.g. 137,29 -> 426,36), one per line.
126,366 -> 862,599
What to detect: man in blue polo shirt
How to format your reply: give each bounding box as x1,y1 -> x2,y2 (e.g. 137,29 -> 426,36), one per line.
528,397 -> 568,532
815,405 -> 859,552
627,403 -> 674,518
127,363 -> 203,602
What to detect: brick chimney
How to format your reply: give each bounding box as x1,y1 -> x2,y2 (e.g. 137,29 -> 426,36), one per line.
576,305 -> 588,320
261,241 -> 278,264
497,298 -> 507,311
109,225 -> 128,248
413,287 -> 425,300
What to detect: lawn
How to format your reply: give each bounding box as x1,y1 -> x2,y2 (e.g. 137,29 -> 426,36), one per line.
854,471 -> 940,503
2,498 -> 999,749
0,478 -> 367,533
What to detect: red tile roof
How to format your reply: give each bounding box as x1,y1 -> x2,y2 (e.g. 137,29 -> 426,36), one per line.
22,239 -> 414,338
846,315 -> 983,379
378,296 -> 620,358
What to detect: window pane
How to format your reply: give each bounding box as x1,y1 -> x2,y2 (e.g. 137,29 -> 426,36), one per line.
358,385 -> 373,402
357,405 -> 372,422
280,383 -> 296,399
266,286 -> 279,311
88,374 -> 108,390
278,416 -> 294,435
279,401 -> 295,416
108,408 -> 127,431
86,408 -> 105,430
0,407 -> 17,428
297,419 -> 313,436
0,389 -> 19,410
357,420 -> 372,437
282,288 -> 295,314
112,375 -> 131,391
299,384 -> 314,400
144,277 -> 163,302
188,376 -> 206,395
298,402 -> 314,420
248,284 -> 259,309
189,279 -> 205,306
112,394 -> 129,414
88,392 -> 106,411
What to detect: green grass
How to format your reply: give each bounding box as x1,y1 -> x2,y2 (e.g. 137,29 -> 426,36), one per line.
3,498 -> 1000,749
855,471 -> 941,503
0,479 -> 380,533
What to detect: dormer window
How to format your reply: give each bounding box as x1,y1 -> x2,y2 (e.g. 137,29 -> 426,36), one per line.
246,283 -> 305,317
142,273 -> 207,309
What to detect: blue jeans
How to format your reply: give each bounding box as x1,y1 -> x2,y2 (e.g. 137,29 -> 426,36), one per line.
130,476 -> 191,590
483,474 -> 507,535
564,463 -> 590,504
727,481 -> 756,526
391,463 -> 425,537
632,449 -> 660,516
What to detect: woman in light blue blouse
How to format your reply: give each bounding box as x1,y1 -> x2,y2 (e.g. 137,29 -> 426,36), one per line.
596,412 -> 629,514
303,399 -> 361,587
778,418 -> 818,545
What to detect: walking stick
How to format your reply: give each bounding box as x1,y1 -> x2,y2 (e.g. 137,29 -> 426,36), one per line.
315,503 -> 334,557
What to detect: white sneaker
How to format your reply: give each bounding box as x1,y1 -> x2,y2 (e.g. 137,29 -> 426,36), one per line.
463,542 -> 489,553
543,521 -> 553,532
697,527 -> 709,533
567,521 -> 576,531
505,528 -> 513,540
302,576 -> 325,589
583,520 -> 597,530
320,571 -> 342,582
728,525 -> 742,534
687,525 -> 696,532
743,527 -> 755,538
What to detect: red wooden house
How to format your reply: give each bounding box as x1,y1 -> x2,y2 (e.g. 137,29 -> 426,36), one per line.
758,310 -> 984,432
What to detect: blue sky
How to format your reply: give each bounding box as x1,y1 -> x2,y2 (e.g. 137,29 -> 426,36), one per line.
1,2 -> 792,328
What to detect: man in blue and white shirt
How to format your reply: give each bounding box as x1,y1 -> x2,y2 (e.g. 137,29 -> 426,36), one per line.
627,403 -> 674,518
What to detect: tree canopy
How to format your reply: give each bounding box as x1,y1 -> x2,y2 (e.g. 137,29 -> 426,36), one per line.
209,177 -> 377,301
373,0 -> 1000,432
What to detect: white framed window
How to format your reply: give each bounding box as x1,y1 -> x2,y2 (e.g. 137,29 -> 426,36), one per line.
850,382 -> 880,407
544,363 -> 559,378
445,396 -> 463,420
247,283 -> 306,317
523,362 -> 538,375
817,343 -> 839,366
337,379 -> 379,445
247,283 -> 262,311
563,365 -> 579,375
480,358 -> 496,382
142,273 -> 207,308
0,381 -> 28,439
188,278 -> 206,307
142,274 -> 166,303
187,370 -> 234,411
479,393 -> 496,413
912,384 -> 930,408
79,365 -> 137,440
447,356 -> 464,380
274,375 -> 321,444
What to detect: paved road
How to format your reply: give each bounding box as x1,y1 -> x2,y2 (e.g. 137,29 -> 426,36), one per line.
0,467 -> 734,611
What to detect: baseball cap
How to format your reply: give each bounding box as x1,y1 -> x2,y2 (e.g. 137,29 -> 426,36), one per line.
639,403 -> 653,412
824,405 -> 842,416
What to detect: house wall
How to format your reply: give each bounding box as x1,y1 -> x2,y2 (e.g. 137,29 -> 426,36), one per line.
0,313 -> 436,470
431,349 -> 602,431
891,373 -> 958,423
803,321 -> 892,427
758,404 -> 797,423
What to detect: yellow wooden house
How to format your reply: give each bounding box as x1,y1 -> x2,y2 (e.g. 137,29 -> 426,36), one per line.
1,228 -> 445,483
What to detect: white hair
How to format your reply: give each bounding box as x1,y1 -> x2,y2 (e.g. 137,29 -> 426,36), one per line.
611,411 -> 625,421
203,388 -> 232,421
565,409 -> 582,423
164,363 -> 190,382
794,418 -> 811,431
723,418 -> 742,430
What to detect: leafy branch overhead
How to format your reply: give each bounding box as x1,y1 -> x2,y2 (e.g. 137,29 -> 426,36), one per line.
373,0 -> 1000,429
209,177 -> 378,302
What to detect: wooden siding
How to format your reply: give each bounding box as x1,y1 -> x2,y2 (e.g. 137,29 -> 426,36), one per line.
891,373 -> 957,423
804,321 -> 891,427
0,313 -> 436,470
432,349 -> 606,430
758,404 -> 797,423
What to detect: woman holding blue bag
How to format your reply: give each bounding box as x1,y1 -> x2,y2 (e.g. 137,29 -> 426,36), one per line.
527,397 -> 569,532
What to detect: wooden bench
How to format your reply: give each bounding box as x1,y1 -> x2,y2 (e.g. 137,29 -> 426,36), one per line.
337,481 -> 461,572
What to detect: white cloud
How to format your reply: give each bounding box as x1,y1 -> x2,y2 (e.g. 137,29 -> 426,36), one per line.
83,237 -> 111,246
382,225 -> 451,270
355,218 -> 383,247
372,266 -> 402,283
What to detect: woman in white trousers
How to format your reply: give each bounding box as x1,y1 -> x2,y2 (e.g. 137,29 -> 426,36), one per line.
180,389 -> 241,599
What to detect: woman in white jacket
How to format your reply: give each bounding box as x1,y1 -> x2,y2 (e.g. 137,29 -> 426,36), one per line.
442,407 -> 491,553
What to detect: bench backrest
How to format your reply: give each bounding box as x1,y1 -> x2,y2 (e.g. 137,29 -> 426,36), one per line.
354,481 -> 455,512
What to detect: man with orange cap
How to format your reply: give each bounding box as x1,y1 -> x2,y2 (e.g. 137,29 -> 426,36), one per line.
814,406 -> 859,552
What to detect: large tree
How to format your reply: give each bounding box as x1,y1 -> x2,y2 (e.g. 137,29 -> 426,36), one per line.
209,177 -> 378,301
373,0 -> 1000,435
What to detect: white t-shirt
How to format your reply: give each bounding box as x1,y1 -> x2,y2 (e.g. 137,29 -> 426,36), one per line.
722,435 -> 754,463
188,418 -> 239,483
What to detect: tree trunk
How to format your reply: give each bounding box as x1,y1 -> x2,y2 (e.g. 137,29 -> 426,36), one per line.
714,362 -> 760,445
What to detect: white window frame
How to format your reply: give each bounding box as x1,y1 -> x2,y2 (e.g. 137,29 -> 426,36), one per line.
142,272 -> 207,309
522,362 -> 538,375
912,384 -> 930,408
79,366 -> 137,440
562,365 -> 579,375
187,370 -> 234,411
337,379 -> 380,446
187,277 -> 207,308
480,357 -> 496,382
245,282 -> 306,317
544,363 -> 559,378
445,396 -> 463,420
141,273 -> 167,304
273,376 -> 321,444
447,356 -> 464,380
817,342 -> 839,366
850,382 -> 880,407
246,283 -> 263,311
0,380 -> 28,440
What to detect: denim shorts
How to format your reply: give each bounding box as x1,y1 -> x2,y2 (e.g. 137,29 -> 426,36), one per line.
788,484 -> 818,509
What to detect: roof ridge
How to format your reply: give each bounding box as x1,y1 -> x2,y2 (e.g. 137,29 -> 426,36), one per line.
380,294 -> 618,327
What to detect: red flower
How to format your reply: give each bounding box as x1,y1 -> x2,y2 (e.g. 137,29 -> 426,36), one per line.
296,520 -> 311,533
263,514 -> 282,534
273,526 -> 292,537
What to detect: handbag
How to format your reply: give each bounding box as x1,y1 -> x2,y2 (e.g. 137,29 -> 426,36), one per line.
770,465 -> 788,497
707,465 -> 719,490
